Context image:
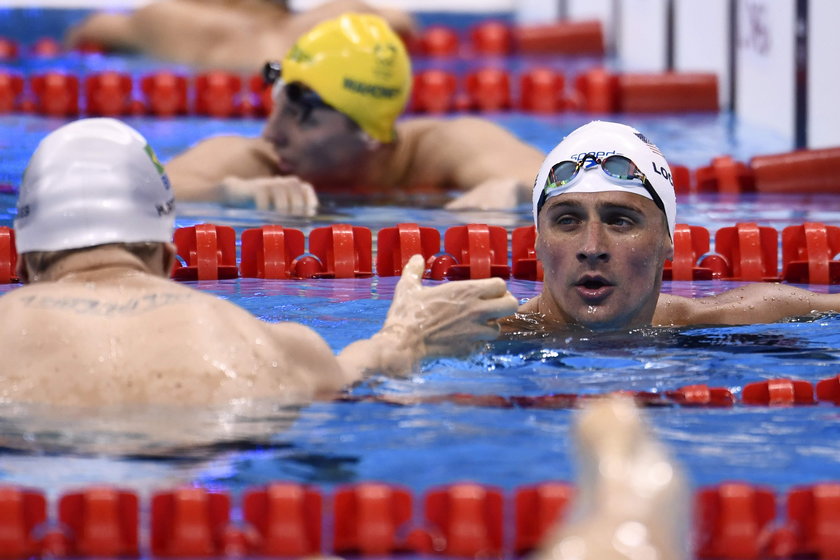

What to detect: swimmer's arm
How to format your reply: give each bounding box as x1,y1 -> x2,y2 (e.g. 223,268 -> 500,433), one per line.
165,136 -> 278,201
654,284 -> 840,326
413,117 -> 543,197
65,12 -> 139,50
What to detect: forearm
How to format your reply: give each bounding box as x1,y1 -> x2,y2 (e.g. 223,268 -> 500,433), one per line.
337,325 -> 424,382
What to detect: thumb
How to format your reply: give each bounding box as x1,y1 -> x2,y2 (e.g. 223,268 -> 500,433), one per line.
393,254 -> 424,298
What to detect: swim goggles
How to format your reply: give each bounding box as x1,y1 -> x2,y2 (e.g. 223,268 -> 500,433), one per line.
539,152 -> 667,219
262,61 -> 333,115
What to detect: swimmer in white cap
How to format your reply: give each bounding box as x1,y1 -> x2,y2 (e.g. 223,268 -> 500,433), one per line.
0,118 -> 517,407
509,120 -> 840,331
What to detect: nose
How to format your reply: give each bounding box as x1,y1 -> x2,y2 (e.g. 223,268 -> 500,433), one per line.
576,221 -> 609,264
263,113 -> 289,148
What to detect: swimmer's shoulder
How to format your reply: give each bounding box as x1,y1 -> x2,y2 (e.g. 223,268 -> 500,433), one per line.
652,292 -> 696,327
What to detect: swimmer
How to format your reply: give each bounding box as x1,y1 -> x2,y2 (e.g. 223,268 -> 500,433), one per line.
0,118 -> 518,407
65,0 -> 416,71
535,396 -> 691,560
507,120 -> 840,332
165,13 -> 544,213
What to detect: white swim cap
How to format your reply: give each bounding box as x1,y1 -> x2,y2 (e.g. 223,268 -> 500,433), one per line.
532,121 -> 676,239
15,118 -> 175,253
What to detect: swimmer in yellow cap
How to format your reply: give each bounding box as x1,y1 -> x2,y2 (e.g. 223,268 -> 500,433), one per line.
166,13 -> 544,213
65,0 -> 416,71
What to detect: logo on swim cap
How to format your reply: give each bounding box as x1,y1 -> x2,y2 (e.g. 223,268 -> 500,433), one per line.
280,13 -> 411,143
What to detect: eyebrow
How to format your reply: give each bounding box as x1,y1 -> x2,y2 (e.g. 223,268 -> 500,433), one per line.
545,198 -> 648,215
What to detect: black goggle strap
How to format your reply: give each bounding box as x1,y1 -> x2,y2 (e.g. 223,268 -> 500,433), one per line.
262,61 -> 282,86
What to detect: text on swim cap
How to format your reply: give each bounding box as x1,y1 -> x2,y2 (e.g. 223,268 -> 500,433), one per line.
652,162 -> 674,185
342,78 -> 401,99
570,151 -> 616,162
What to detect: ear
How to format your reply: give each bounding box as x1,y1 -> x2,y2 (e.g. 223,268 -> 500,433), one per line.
159,243 -> 178,278
15,257 -> 30,284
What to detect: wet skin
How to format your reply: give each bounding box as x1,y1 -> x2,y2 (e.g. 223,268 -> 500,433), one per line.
534,191 -> 674,331
261,88 -> 371,187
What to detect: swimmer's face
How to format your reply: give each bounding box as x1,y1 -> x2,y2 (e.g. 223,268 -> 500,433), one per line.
535,190 -> 673,330
262,83 -> 371,184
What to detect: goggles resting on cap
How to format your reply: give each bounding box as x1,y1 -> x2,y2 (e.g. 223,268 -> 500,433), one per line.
538,152 -> 667,221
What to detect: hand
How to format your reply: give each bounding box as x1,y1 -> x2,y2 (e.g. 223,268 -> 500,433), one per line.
219,175 -> 319,215
444,177 -> 528,211
382,254 -> 519,360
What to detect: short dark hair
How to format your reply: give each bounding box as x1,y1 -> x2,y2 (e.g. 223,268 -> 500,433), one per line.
23,242 -> 162,277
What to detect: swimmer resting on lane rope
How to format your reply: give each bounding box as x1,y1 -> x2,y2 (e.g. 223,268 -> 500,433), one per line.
504,120 -> 840,332
65,0 -> 416,71
0,118 -> 518,407
164,13 -> 545,214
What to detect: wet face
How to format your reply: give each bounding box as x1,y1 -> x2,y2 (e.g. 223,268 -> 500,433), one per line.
535,191 -> 674,331
262,84 -> 371,185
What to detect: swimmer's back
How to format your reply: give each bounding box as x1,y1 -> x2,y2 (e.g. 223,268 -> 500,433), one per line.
0,275 -> 345,406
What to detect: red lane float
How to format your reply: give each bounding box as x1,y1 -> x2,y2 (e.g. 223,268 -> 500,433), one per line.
376,223 -> 440,277
411,70 -> 458,114
752,147 -> 840,194
469,20 -> 513,56
664,225 -> 717,281
816,374 -> 840,404
417,483 -> 504,557
741,379 -> 816,406
418,25 -> 460,57
0,72 -> 23,114
0,37 -> 19,61
514,482 -> 574,555
512,225 -> 543,281
141,72 -> 189,117
31,72 -> 79,117
333,482 -> 413,555
84,72 -> 133,117
714,223 -> 780,282
696,156 -> 756,194
619,72 -> 718,113
240,225 -> 305,280
784,483 -> 840,559
781,223 -> 840,284
440,224 -> 510,280
695,482 -> 778,560
572,69 -> 718,114
150,488 -> 234,556
0,486 -> 46,558
32,37 -> 62,58
194,71 -> 242,118
465,68 -> 512,112
59,487 -> 139,557
172,223 -> 239,281
247,73 -> 273,117
242,483 -> 322,556
307,224 -> 373,279
519,68 -> 565,113
666,384 -> 735,407
0,227 -> 18,284
515,20 -> 605,55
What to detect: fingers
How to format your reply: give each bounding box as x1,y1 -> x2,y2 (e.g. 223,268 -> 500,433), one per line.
393,254 -> 424,299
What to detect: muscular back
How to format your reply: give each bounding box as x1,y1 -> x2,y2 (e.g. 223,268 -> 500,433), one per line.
0,273 -> 345,406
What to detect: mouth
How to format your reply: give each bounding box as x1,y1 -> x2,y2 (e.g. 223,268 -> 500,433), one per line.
574,275 -> 615,302
276,157 -> 296,174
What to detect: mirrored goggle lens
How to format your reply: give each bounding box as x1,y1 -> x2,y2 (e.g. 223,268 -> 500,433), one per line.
601,155 -> 640,180
262,61 -> 282,85
547,160 -> 580,188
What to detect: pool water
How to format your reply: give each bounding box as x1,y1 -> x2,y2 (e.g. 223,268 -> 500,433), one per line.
0,6 -> 839,548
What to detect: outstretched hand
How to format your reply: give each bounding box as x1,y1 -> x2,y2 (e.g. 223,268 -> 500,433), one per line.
444,177 -> 527,211
383,254 -> 519,358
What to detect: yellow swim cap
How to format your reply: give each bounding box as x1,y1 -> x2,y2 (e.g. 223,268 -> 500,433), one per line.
281,13 -> 411,143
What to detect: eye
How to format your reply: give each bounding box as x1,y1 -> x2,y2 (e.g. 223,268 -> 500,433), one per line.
553,214 -> 580,227
607,215 -> 636,228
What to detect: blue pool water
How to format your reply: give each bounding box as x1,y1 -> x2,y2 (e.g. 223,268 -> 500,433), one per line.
0,7 -> 839,533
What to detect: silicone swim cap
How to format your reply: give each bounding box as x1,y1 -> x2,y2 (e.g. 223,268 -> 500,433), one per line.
281,13 -> 411,143
532,121 -> 676,239
15,118 -> 175,253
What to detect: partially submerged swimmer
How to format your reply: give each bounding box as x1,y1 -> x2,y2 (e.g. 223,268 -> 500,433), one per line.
65,0 -> 416,71
535,396 -> 690,560
506,120 -> 840,332
165,13 -> 544,213
0,118 -> 518,407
